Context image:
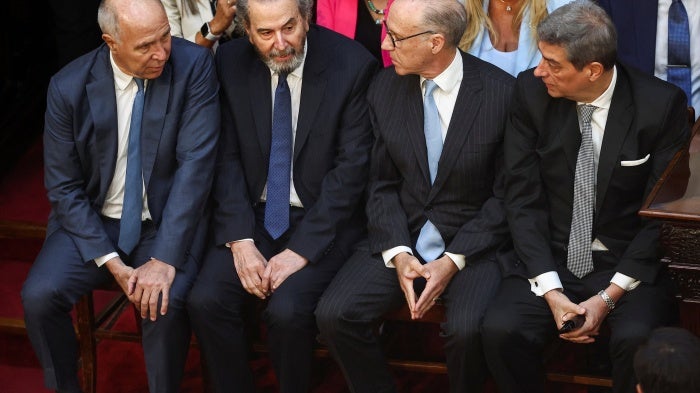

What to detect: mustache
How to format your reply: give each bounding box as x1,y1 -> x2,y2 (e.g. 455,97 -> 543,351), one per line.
269,46 -> 295,59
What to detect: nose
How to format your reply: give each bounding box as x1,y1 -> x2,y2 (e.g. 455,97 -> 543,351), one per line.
380,34 -> 393,51
273,31 -> 287,51
152,43 -> 167,61
533,59 -> 546,78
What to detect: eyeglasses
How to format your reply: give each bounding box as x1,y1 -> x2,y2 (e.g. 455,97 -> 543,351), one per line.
383,21 -> 435,49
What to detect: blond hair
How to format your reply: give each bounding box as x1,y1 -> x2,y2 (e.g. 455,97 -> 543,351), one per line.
458,0 -> 549,51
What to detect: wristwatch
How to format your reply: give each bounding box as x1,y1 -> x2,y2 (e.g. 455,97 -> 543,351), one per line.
200,22 -> 222,42
598,290 -> 616,312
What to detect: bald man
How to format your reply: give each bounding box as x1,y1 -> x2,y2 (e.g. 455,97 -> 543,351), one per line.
21,0 -> 219,391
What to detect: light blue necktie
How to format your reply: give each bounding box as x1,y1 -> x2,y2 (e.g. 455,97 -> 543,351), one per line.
415,80 -> 445,262
118,78 -> 145,255
264,72 -> 292,239
668,0 -> 692,102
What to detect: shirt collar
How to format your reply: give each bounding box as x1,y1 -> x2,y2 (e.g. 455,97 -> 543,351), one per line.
110,52 -> 144,91
579,65 -> 617,110
420,50 -> 463,94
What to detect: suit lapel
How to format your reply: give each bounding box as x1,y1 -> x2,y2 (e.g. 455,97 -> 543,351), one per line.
87,46 -> 119,198
141,62 -> 171,188
250,58 -> 272,163
557,99 -> 580,174
596,68 -> 633,215
294,29 -> 328,162
402,75 -> 431,186
428,53 -> 482,201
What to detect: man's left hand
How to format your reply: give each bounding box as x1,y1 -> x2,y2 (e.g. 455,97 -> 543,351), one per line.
413,255 -> 458,319
128,258 -> 176,321
262,249 -> 308,293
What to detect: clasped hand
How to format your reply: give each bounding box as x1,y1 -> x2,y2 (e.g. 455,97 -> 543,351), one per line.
105,256 -> 176,321
393,252 -> 458,320
231,242 -> 308,300
544,290 -> 608,344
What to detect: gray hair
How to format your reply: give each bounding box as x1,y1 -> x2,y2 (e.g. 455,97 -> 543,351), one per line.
537,0 -> 617,70
421,0 -> 467,48
235,0 -> 313,28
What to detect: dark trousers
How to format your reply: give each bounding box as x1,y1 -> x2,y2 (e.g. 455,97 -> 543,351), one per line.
187,206 -> 358,393
21,217 -> 198,393
481,253 -> 677,393
315,242 -> 502,393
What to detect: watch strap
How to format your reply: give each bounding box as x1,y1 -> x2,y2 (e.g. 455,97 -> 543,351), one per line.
200,22 -> 222,42
598,289 -> 615,312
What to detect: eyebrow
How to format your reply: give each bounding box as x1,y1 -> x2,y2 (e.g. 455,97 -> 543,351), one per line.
256,17 -> 296,33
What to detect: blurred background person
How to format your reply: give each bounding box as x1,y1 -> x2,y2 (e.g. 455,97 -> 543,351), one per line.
162,0 -> 239,51
634,327 -> 700,393
459,0 -> 570,76
316,0 -> 393,66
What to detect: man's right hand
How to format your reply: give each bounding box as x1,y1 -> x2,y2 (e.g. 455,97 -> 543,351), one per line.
393,252 -> 431,316
543,289 -> 587,341
105,256 -> 135,299
230,241 -> 268,299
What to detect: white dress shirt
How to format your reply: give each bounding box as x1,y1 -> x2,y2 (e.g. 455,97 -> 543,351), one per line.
94,54 -> 153,267
655,0 -> 700,120
530,66 -> 641,296
382,51 -> 467,270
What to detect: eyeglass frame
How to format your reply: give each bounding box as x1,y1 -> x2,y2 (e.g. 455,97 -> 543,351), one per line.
383,21 -> 436,49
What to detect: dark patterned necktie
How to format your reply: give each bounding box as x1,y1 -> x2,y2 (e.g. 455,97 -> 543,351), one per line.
567,104 -> 596,278
264,73 -> 292,239
668,0 -> 692,101
118,78 -> 145,255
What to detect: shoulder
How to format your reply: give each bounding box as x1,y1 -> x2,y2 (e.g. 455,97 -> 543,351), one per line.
617,63 -> 687,113
462,51 -> 515,88
168,37 -> 214,69
308,25 -> 377,68
547,0 -> 574,12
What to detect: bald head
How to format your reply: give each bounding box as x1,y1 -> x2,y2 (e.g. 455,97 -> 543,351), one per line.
391,0 -> 466,48
98,0 -> 167,42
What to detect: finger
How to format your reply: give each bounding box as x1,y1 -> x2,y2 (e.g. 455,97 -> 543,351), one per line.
131,286 -> 144,311
141,290 -> 151,319
127,275 -> 137,295
160,286 -> 170,317
149,290 -> 159,321
261,264 -> 272,294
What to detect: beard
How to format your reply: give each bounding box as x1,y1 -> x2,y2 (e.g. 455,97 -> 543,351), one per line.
257,41 -> 305,74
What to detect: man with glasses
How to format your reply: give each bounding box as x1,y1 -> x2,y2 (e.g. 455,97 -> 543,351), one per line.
316,1 -> 514,392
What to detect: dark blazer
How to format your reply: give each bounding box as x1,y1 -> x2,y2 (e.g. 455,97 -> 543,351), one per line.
211,25 -> 378,262
366,51 -> 514,264
598,0 -> 658,75
504,63 -> 689,283
43,38 -> 220,268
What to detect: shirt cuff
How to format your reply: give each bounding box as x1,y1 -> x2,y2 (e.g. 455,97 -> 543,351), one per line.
382,246 -> 413,268
94,252 -> 119,267
611,272 -> 640,291
528,271 -> 563,296
444,252 -> 466,270
225,238 -> 254,248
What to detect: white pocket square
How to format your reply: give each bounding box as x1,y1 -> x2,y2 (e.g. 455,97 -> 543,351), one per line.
620,154 -> 650,167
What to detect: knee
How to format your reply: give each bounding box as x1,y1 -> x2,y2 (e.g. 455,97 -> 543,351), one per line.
265,295 -> 314,332
186,281 -> 222,319
21,278 -> 68,319
315,295 -> 345,336
610,322 -> 653,359
481,307 -> 523,350
442,316 -> 481,350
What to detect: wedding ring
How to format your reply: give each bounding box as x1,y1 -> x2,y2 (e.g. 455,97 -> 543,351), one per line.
432,297 -> 438,303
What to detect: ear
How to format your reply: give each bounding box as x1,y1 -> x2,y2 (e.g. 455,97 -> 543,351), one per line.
102,33 -> 117,51
587,61 -> 604,81
430,33 -> 446,54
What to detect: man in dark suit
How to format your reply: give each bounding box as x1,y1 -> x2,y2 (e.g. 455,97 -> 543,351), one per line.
315,1 -> 514,392
597,0 -> 699,120
20,0 -> 219,392
481,2 -> 689,393
185,0 -> 377,391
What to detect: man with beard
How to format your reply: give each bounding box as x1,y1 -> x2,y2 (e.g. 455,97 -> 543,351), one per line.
186,0 -> 378,391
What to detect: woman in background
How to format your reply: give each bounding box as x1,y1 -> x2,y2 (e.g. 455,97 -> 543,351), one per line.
162,0 -> 238,51
317,0 -> 393,66
460,0 -> 570,76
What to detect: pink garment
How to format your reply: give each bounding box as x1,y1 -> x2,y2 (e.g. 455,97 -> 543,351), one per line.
316,0 -> 393,67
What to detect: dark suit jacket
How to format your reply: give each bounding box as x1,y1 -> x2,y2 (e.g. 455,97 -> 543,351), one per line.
366,51 -> 514,265
504,63 -> 689,283
598,0 -> 658,75
211,25 -> 378,263
43,38 -> 220,269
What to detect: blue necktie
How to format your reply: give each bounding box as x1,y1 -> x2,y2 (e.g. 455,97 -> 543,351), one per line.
264,73 -> 292,239
118,78 -> 145,255
415,80 -> 445,262
668,0 -> 692,102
